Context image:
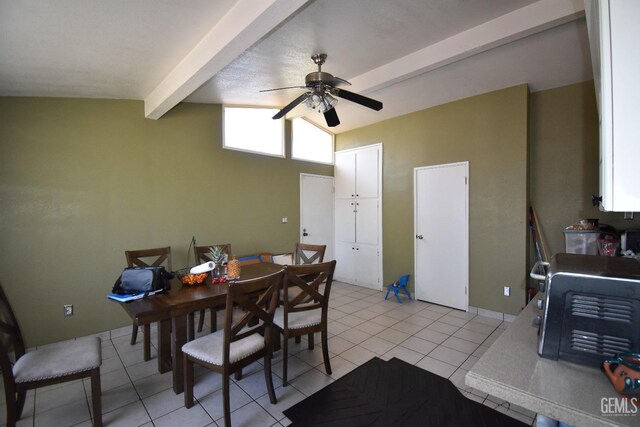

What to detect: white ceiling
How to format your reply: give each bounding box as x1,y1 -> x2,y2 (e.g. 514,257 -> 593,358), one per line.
0,0 -> 592,133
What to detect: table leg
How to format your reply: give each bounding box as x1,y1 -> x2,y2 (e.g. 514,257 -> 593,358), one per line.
158,318 -> 172,373
172,314 -> 187,394
187,312 -> 195,342
143,324 -> 151,361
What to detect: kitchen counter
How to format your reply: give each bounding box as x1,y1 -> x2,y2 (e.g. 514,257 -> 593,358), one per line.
466,295 -> 637,427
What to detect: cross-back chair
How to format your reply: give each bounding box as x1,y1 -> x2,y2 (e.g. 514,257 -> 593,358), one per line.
274,260 -> 336,386
125,246 -> 172,360
293,243 -> 326,264
193,244 -> 232,334
0,283 -> 102,427
182,270 -> 283,427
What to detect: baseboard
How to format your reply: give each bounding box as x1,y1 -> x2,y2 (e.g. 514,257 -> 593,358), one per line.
468,306 -> 517,323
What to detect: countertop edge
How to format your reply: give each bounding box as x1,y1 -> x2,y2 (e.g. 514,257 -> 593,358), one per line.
465,369 -> 623,427
465,294 -> 633,427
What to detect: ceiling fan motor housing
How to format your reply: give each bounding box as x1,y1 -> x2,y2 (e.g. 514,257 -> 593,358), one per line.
305,71 -> 334,86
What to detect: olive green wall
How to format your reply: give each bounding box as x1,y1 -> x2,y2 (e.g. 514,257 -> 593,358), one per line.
3,82 -> 632,346
336,85 -> 529,315
0,97 -> 332,347
529,81 -> 640,260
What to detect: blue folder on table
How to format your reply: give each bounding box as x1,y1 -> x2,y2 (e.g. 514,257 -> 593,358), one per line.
107,290 -> 163,303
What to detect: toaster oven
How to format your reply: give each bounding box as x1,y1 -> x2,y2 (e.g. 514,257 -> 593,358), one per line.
530,253 -> 640,367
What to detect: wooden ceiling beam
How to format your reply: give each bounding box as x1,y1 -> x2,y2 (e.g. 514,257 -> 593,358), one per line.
144,0 -> 309,119
348,0 -> 585,95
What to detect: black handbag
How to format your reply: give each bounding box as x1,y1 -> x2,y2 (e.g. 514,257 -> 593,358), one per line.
112,266 -> 173,295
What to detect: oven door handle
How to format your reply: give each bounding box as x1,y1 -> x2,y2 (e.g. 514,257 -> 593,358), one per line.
529,260 -> 549,281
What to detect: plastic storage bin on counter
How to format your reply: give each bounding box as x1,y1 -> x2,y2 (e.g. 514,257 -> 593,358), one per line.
563,230 -> 600,254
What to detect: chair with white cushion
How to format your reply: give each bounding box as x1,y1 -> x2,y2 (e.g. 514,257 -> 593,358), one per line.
0,283 -> 102,427
182,270 -> 283,427
274,260 -> 336,386
271,253 -> 293,265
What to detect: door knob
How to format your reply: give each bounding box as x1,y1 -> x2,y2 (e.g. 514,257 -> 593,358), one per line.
415,234 -> 424,239
302,228 -> 308,237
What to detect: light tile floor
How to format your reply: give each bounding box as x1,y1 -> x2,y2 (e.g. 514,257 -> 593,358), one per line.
2,282 -> 538,426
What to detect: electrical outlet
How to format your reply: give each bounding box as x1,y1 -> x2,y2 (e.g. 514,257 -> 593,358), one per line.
281,217 -> 287,224
63,304 -> 73,316
503,286 -> 511,297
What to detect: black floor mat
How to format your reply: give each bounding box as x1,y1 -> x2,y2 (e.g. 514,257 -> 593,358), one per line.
284,357 -> 527,427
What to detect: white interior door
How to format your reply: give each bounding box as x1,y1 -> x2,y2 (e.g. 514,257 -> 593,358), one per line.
414,162 -> 468,311
300,174 -> 334,261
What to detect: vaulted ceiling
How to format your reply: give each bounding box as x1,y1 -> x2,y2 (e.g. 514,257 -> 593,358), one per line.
0,0 -> 591,133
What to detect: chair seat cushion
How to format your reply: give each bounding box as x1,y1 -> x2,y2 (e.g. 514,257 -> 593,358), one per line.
274,307 -> 321,330
272,253 -> 293,265
182,329 -> 265,366
13,336 -> 101,383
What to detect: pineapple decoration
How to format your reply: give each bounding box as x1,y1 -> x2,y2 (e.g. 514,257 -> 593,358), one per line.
208,246 -> 227,278
227,256 -> 241,280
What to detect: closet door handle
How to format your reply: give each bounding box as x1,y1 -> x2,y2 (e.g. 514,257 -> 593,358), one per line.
416,234 -> 424,240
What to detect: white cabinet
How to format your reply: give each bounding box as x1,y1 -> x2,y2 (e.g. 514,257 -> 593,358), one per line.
335,199 -> 356,242
334,144 -> 382,289
585,0 -> 640,211
334,148 -> 379,199
335,242 -> 379,287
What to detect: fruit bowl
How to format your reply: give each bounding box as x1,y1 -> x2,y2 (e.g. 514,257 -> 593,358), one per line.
176,268 -> 209,286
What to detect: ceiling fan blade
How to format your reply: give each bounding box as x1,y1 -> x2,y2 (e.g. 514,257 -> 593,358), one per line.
325,76 -> 351,87
324,107 -> 340,127
272,92 -> 310,120
334,88 -> 383,111
260,85 -> 307,93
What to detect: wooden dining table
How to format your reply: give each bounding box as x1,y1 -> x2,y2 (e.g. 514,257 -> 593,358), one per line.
117,262 -> 284,394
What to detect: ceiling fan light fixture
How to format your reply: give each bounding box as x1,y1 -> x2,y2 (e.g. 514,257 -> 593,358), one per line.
303,95 -> 315,110
303,92 -> 322,110
303,91 -> 337,113
318,93 -> 337,113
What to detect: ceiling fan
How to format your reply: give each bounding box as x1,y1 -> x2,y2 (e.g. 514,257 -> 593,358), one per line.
261,53 -> 383,127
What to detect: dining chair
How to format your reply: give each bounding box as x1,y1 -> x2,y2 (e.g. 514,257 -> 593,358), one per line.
293,243 -> 326,264
285,244 -> 326,328
0,283 -> 103,427
194,244 -> 232,333
182,270 -> 283,427
125,246 -> 172,361
274,260 -> 336,386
